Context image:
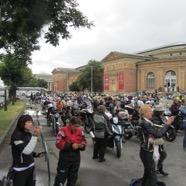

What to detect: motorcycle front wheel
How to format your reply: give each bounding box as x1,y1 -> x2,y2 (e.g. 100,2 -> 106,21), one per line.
47,115 -> 53,126
165,128 -> 177,142
55,123 -> 60,136
115,141 -> 121,158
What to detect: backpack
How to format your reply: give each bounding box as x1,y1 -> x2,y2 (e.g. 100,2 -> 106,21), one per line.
93,114 -> 107,138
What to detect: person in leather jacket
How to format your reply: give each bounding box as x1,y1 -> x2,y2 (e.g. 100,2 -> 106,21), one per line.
11,114 -> 42,186
139,104 -> 174,186
151,105 -> 169,176
54,116 -> 87,186
169,98 -> 180,116
179,99 -> 186,151
92,105 -> 113,162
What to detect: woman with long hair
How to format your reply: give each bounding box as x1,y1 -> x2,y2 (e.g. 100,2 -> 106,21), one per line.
139,104 -> 174,186
11,114 -> 42,186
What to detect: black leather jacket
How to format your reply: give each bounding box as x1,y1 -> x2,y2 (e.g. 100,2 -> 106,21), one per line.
139,118 -> 169,151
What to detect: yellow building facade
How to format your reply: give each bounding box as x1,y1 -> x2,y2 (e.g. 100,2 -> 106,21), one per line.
52,42 -> 186,94
102,42 -> 186,93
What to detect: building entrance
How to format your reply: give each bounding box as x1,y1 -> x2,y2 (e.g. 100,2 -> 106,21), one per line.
164,71 -> 176,92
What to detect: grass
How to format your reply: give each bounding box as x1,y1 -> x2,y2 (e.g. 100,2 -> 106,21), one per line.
0,100 -> 25,135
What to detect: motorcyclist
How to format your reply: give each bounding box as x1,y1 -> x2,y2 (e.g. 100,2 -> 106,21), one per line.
139,104 -> 174,186
92,105 -> 113,162
151,105 -> 169,176
169,98 -> 180,116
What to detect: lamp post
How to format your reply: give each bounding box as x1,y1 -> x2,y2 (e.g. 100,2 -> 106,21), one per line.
4,86 -> 7,111
91,66 -> 93,95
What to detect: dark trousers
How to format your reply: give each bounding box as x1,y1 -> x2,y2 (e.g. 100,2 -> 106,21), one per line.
140,148 -> 157,186
54,160 -> 80,186
93,138 -> 108,160
157,149 -> 167,169
13,166 -> 35,186
183,126 -> 186,149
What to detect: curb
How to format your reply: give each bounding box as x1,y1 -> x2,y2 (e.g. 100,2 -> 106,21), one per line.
0,107 -> 25,147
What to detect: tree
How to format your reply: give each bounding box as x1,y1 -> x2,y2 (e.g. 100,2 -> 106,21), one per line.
0,0 -> 94,63
77,60 -> 103,93
37,79 -> 48,88
69,81 -> 80,92
0,54 -> 28,103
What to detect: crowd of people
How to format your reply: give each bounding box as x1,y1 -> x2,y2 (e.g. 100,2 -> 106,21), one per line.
8,91 -> 186,186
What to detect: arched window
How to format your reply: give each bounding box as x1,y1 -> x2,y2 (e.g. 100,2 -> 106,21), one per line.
147,72 -> 155,88
165,70 -> 176,76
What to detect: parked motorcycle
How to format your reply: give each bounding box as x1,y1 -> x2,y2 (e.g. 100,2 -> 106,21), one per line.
46,102 -> 55,126
51,109 -> 62,136
107,117 -> 123,158
60,106 -> 72,126
79,100 -> 94,133
123,120 -> 141,140
152,122 -> 177,142
171,113 -> 183,132
116,110 -> 140,140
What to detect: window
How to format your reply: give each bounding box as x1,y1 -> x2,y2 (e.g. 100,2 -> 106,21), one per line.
166,70 -> 176,76
147,72 -> 155,88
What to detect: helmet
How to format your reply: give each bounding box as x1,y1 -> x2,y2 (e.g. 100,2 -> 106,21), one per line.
118,111 -> 129,120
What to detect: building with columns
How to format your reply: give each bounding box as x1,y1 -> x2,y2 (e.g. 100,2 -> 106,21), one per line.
102,42 -> 186,93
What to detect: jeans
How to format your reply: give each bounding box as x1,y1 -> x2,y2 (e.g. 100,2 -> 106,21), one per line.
140,148 -> 157,186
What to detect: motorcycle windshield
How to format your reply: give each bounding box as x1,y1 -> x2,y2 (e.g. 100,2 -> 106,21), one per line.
85,100 -> 93,113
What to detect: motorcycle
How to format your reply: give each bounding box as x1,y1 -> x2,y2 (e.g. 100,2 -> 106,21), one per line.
171,113 -> 183,133
79,100 -> 94,133
51,109 -> 62,136
116,110 -> 140,140
123,118 -> 177,142
107,117 -> 123,158
46,102 -> 55,126
60,106 -> 73,126
153,122 -> 177,142
123,120 -> 141,140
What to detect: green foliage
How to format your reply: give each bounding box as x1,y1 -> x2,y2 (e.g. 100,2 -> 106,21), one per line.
0,54 -> 26,87
69,81 -> 80,91
77,60 -> 103,92
0,0 -> 93,96
0,55 -> 48,88
37,79 -> 48,88
0,0 -> 94,62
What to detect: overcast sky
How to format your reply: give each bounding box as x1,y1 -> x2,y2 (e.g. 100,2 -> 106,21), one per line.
30,0 -> 186,74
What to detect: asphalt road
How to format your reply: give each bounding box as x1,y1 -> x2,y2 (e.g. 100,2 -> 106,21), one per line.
0,100 -> 186,186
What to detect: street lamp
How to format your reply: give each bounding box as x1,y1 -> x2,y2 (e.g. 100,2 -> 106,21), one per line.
4,86 -> 7,111
91,66 -> 93,95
